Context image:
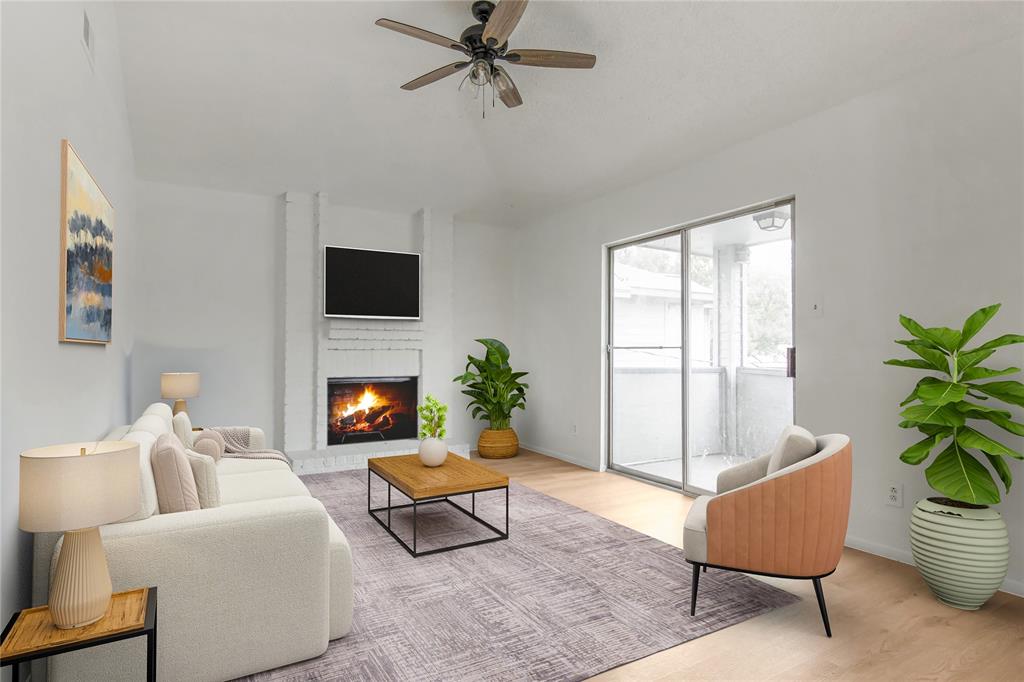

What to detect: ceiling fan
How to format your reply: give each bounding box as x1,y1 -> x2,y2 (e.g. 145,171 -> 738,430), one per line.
375,0 -> 596,110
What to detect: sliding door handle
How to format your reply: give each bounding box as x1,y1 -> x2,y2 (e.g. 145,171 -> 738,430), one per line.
786,347 -> 796,378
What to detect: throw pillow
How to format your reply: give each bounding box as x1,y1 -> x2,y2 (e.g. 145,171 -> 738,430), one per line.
186,450 -> 221,508
766,425 -> 818,475
151,433 -> 200,513
172,411 -> 194,448
193,429 -> 226,461
192,437 -> 220,462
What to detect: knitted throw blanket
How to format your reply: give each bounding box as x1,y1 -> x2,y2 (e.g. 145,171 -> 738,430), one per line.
212,427 -> 292,465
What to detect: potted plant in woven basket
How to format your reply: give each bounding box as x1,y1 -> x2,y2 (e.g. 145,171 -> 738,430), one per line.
885,303 -> 1022,610
454,338 -> 528,458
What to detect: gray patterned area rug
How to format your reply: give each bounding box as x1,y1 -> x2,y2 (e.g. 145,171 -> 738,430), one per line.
244,469 -> 798,682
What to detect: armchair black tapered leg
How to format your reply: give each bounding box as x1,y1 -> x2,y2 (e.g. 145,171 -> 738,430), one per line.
812,577 -> 832,637
690,563 -> 701,616
702,565 -> 707,573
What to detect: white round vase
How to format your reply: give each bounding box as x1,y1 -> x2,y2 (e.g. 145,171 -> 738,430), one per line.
909,498 -> 1009,610
418,437 -> 447,467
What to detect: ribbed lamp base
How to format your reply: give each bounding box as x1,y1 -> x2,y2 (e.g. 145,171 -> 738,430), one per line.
49,527 -> 113,629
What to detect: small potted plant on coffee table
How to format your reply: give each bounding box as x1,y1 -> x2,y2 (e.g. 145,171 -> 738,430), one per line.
417,394 -> 448,467
884,303 -> 1022,609
454,338 -> 529,458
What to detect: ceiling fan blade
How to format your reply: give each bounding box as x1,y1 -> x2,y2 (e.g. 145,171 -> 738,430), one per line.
375,19 -> 468,54
504,49 -> 596,69
492,66 -> 523,108
400,62 -> 470,91
482,0 -> 528,47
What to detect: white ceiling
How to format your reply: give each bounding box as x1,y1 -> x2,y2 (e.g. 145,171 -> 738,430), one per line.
115,1 -> 1022,224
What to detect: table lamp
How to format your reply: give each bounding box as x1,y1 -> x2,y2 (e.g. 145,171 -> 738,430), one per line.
161,372 -> 200,415
19,441 -> 140,628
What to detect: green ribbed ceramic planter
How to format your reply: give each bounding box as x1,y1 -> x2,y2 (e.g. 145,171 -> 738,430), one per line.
909,498 -> 1009,610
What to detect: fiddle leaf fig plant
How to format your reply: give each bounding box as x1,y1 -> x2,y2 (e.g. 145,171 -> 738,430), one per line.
453,338 -> 528,430
885,304 -> 1024,505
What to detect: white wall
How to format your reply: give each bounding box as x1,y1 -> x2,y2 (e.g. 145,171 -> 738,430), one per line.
1,0 -> 138,633
513,38 -> 1024,592
131,180 -> 279,442
451,220 -> 519,445
130,188 -> 512,451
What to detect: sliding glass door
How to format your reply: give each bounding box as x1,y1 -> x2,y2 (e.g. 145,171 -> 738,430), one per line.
608,233 -> 684,486
608,201 -> 795,495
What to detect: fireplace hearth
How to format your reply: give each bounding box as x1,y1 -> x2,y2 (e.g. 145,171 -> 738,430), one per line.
327,377 -> 418,445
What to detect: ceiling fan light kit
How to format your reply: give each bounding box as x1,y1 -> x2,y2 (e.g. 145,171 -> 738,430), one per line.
376,0 -> 596,115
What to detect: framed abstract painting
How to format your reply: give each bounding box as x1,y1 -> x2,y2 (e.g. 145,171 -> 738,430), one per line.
59,140 -> 113,344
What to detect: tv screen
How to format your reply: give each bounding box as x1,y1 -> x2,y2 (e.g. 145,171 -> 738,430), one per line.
323,246 -> 420,319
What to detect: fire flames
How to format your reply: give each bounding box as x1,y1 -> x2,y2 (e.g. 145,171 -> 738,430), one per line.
331,386 -> 396,433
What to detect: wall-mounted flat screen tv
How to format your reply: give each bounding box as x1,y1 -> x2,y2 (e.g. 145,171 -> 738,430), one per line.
323,246 -> 421,319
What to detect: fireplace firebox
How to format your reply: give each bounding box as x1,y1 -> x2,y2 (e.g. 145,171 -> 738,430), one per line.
327,376 -> 418,445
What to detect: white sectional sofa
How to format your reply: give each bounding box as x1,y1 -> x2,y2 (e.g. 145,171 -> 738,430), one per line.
31,403 -> 352,682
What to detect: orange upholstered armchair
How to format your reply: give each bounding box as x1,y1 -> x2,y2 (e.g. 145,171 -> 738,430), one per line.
684,432 -> 852,636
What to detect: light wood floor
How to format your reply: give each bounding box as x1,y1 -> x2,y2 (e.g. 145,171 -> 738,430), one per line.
471,449 -> 1024,681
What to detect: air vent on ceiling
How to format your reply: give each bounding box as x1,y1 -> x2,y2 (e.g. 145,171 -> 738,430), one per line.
81,10 -> 95,70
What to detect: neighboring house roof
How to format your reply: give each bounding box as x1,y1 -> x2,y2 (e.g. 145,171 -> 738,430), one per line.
614,263 -> 712,301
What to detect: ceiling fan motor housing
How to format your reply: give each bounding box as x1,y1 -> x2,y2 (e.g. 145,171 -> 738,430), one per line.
471,1 -> 495,23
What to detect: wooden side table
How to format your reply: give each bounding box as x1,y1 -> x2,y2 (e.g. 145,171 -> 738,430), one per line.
0,586 -> 157,681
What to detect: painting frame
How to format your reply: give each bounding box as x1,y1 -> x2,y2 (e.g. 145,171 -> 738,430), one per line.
59,139 -> 114,344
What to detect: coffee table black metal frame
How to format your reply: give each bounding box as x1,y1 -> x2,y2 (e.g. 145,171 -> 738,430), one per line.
367,468 -> 509,557
0,586 -> 158,681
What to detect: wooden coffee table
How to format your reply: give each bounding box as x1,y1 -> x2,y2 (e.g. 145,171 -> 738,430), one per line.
367,453 -> 509,557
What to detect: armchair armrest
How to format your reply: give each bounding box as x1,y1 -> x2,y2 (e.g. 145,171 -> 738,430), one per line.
45,497 -> 330,682
705,437 -> 852,578
716,453 -> 772,493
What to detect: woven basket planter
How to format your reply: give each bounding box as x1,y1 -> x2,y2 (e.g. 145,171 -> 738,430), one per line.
478,428 -> 519,459
909,498 -> 1009,610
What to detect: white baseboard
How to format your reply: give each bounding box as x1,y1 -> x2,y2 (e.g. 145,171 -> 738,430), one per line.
520,442 -> 600,471
845,534 -> 1023,597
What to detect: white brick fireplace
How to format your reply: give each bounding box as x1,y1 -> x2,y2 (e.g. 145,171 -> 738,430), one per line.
278,193 -> 467,473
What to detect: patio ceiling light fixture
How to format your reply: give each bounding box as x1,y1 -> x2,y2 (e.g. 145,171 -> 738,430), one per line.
753,209 -> 790,232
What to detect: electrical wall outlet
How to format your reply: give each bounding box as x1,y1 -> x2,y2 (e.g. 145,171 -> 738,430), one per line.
886,482 -> 903,508
570,424 -> 578,435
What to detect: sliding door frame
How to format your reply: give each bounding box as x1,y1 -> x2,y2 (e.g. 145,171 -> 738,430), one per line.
607,230 -> 685,488
605,196 -> 796,497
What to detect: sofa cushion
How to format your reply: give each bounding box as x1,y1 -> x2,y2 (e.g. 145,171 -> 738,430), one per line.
151,433 -> 200,513
142,402 -> 174,432
193,429 -> 225,461
172,411 -> 195,448
103,425 -> 131,441
186,450 -> 221,508
766,425 -> 817,475
132,414 -> 170,438
683,495 -> 711,564
218,470 -> 310,506
119,430 -> 160,522
216,458 -> 292,476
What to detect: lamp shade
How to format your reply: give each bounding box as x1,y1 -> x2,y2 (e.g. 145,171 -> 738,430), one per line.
161,372 -> 200,399
19,441 -> 140,532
